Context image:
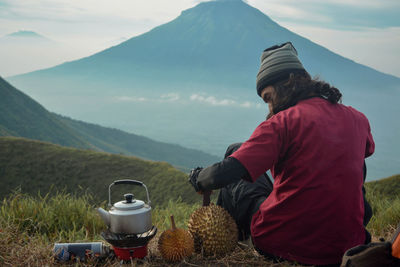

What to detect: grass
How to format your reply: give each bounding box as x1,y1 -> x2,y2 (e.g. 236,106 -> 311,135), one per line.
0,136 -> 203,207
365,174 -> 400,239
365,174 -> 400,201
0,190 -> 200,243
0,190 -> 104,242
0,176 -> 399,266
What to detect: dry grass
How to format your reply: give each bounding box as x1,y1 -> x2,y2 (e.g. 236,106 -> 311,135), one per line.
1,225 -> 396,267
0,219 -> 397,267
0,223 -> 55,266
144,233 -> 298,267
0,222 -> 298,267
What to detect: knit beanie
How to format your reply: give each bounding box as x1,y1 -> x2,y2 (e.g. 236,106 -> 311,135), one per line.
256,42 -> 306,96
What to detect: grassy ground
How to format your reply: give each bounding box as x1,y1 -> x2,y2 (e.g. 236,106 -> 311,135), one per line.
0,136 -> 200,207
365,174 -> 400,239
1,176 -> 399,266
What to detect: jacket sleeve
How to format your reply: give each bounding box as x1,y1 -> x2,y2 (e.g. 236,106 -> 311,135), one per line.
196,156 -> 251,191
230,116 -> 286,181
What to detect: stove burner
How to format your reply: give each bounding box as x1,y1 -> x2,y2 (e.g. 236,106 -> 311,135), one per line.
113,245 -> 148,260
101,226 -> 157,260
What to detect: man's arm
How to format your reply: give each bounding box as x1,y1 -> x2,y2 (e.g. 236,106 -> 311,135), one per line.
195,157 -> 251,192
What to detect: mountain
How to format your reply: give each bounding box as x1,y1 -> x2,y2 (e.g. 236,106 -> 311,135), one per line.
8,1 -> 400,92
7,0 -> 400,180
0,136 -> 200,206
53,114 -> 219,169
3,30 -> 50,40
0,76 -> 219,169
0,30 -> 86,77
7,1 -> 399,93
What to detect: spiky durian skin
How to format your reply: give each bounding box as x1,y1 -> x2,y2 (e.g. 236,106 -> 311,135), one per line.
158,228 -> 194,262
187,204 -> 238,257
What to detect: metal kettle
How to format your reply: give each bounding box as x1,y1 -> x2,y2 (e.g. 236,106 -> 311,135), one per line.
97,180 -> 152,234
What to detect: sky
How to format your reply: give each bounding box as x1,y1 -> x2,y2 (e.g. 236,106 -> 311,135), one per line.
0,0 -> 399,77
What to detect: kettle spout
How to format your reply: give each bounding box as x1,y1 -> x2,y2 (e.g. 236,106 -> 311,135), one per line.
97,208 -> 111,227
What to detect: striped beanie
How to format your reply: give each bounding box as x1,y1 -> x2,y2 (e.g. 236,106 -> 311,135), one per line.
256,42 -> 307,96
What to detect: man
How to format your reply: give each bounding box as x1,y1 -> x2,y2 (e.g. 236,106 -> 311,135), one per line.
188,42 -> 374,266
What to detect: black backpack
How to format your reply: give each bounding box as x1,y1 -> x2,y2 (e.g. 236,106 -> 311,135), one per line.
341,224 -> 400,267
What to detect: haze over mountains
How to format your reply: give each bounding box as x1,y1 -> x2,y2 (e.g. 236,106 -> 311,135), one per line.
0,76 -> 219,169
7,0 -> 400,180
0,30 -> 119,77
0,30 -> 73,77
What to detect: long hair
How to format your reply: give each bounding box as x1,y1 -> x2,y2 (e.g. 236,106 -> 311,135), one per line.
267,72 -> 342,119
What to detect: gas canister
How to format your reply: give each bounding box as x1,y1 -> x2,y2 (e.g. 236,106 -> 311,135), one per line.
53,242 -> 110,261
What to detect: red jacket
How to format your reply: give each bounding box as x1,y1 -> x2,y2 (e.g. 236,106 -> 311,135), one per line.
231,97 -> 375,265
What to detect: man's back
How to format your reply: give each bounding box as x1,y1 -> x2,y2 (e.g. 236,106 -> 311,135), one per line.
232,97 -> 375,265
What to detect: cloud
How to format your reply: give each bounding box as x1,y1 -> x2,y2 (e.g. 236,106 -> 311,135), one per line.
239,101 -> 263,109
0,0 -> 200,46
114,93 -> 264,108
113,93 -> 181,103
248,0 -> 400,29
190,94 -> 236,106
190,94 -> 263,109
304,0 -> 398,8
284,24 -> 400,77
245,0 -> 400,77
113,96 -> 148,102
248,1 -> 331,24
161,93 -> 180,102
0,0 -> 200,24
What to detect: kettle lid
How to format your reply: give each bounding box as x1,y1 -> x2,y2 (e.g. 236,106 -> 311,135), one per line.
113,193 -> 144,211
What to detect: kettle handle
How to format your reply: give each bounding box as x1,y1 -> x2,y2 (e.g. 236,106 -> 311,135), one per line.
108,179 -> 151,207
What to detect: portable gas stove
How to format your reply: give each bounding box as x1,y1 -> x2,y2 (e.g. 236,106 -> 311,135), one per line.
101,225 -> 157,260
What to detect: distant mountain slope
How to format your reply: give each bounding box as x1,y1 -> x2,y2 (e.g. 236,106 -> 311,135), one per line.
0,76 -> 219,168
2,30 -> 50,41
0,137 -> 200,206
55,114 -> 219,169
0,75 -> 92,148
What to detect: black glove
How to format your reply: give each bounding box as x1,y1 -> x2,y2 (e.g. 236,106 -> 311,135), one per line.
188,167 -> 203,192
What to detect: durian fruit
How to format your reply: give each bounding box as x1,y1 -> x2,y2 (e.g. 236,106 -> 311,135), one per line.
188,203 -> 238,257
158,215 -> 194,262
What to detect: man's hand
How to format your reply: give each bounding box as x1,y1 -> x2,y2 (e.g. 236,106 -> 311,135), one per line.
188,167 -> 203,192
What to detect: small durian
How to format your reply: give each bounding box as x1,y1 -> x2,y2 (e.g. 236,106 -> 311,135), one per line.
188,203 -> 238,257
158,215 -> 194,262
